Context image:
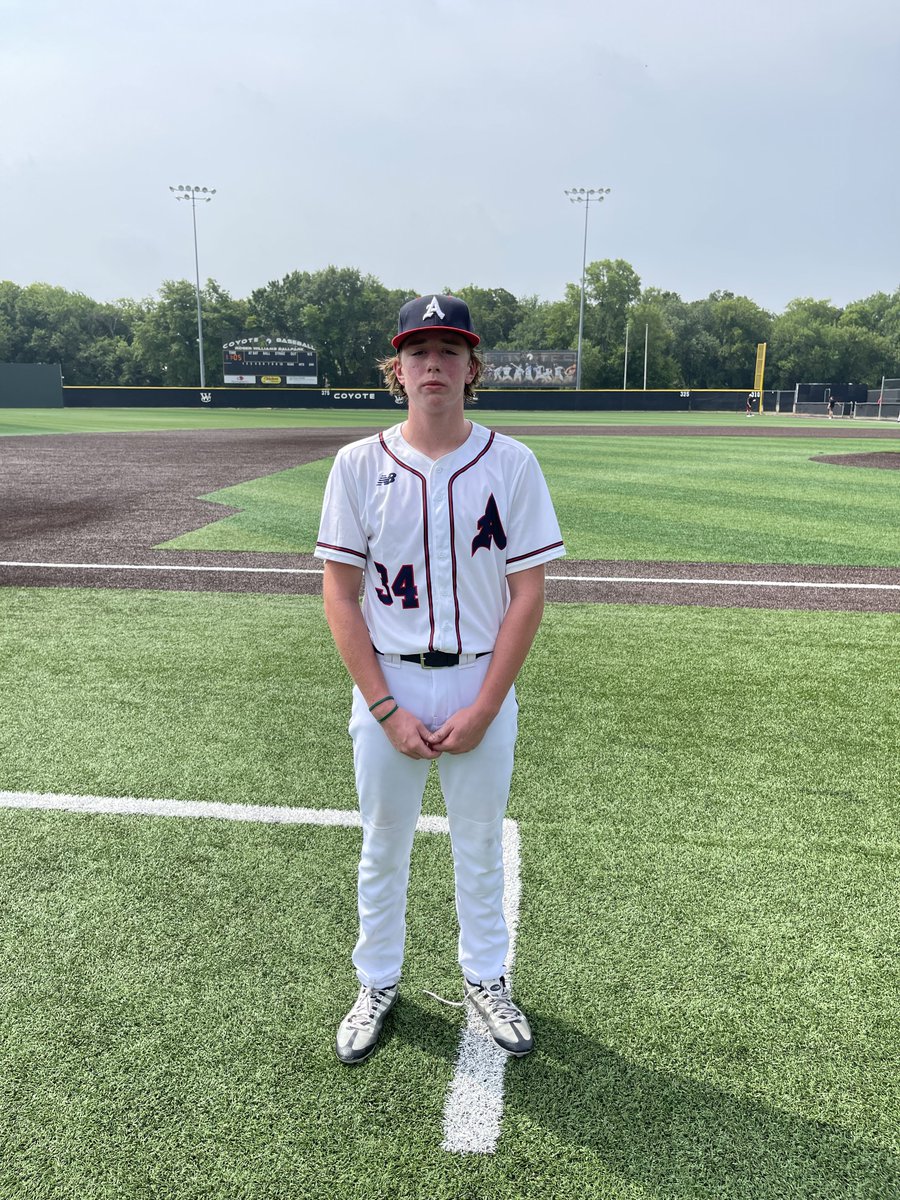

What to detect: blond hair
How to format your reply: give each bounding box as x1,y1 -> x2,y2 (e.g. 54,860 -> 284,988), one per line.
377,348 -> 483,406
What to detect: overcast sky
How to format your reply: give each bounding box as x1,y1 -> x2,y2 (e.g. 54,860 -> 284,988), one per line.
2,0 -> 898,315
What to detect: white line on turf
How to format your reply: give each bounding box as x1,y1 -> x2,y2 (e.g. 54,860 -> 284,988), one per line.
556,574 -> 900,590
0,789 -> 517,1156
0,790 -> 380,827
440,818 -> 521,1155
0,560 -> 325,576
1,560 -> 899,591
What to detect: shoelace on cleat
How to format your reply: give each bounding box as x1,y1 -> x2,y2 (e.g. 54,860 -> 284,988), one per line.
423,989 -> 464,1008
423,981 -> 522,1023
473,984 -> 523,1023
344,987 -> 394,1030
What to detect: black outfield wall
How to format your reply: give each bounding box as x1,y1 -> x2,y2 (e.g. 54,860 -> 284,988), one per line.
62,386 -> 771,412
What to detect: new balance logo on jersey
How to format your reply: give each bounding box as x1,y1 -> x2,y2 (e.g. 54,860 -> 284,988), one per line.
422,296 -> 446,322
472,493 -> 507,554
376,472 -> 397,486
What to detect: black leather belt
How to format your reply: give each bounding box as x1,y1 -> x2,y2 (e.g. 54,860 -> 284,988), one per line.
376,649 -> 491,669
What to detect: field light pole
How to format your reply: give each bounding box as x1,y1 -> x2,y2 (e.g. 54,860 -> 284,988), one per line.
169,184 -> 216,387
564,187 -> 610,389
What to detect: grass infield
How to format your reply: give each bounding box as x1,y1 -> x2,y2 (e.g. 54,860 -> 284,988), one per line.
0,587 -> 897,1198
157,434 -> 900,567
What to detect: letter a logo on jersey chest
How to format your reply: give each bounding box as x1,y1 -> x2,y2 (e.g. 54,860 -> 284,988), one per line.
471,492 -> 507,555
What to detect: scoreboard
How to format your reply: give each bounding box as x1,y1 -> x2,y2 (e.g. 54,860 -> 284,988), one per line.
222,337 -> 318,385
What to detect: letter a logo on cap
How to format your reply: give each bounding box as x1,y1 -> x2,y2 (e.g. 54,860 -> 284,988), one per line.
422,296 -> 446,322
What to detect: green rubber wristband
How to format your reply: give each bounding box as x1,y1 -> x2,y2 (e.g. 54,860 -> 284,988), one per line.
368,695 -> 394,712
376,703 -> 399,724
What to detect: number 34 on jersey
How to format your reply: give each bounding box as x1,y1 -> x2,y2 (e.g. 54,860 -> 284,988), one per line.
315,421 -> 565,656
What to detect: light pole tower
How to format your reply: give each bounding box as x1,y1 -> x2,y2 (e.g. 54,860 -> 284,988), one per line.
169,184 -> 216,387
564,187 -> 610,389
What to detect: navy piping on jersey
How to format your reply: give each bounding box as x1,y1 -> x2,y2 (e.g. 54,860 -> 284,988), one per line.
506,540 -> 565,566
447,432 -> 496,654
378,432 -> 436,651
316,541 -> 367,561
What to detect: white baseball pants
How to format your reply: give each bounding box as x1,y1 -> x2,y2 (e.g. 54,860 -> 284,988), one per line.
347,654 -> 518,989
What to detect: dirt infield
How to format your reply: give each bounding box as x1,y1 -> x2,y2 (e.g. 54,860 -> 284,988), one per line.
1,425 -> 898,612
812,450 -> 900,469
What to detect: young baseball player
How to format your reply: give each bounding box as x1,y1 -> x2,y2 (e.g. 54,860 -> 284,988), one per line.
315,294 -> 565,1065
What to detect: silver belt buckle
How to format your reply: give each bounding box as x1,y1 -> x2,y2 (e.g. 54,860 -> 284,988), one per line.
418,652 -> 433,669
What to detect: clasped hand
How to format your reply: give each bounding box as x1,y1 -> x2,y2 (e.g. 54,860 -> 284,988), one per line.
382,704 -> 491,760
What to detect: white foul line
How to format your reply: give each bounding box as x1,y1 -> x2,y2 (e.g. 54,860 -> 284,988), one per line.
554,573 -> 900,591
0,789 -> 518,1156
1,560 -> 899,591
0,560 -> 324,576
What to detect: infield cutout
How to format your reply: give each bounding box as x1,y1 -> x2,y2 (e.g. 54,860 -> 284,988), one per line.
0,789 -> 520,1156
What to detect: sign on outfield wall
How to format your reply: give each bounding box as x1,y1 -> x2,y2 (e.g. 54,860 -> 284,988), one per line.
222,336 -> 318,385
481,350 -> 577,388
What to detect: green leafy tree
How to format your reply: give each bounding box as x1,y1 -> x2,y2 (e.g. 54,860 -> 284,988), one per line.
770,297 -> 894,388
662,297 -> 713,387
198,284 -> 249,382
499,295 -> 575,353
78,299 -> 143,384
832,323 -> 895,385
132,282 -> 202,385
79,336 -> 138,385
0,281 -> 22,361
769,298 -> 844,387
582,259 -> 642,346
622,300 -> 680,388
132,280 -> 248,386
696,292 -> 773,388
665,293 -> 773,388
4,283 -> 144,384
635,288 -> 690,387
839,289 -> 900,341
839,289 -> 900,380
447,286 -> 522,349
249,267 -> 412,386
6,264 -> 899,392
571,259 -> 643,387
577,342 -> 605,390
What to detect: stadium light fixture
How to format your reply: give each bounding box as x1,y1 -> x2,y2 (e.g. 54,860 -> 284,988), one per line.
169,184 -> 217,387
564,187 -> 610,389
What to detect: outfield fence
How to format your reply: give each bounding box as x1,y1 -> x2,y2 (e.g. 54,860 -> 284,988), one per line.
61,386 -> 773,412
5,366 -> 899,417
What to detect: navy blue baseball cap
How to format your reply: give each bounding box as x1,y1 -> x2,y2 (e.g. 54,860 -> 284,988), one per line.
391,294 -> 480,349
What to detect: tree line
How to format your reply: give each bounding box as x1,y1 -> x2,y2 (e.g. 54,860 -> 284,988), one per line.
2,263 -> 899,390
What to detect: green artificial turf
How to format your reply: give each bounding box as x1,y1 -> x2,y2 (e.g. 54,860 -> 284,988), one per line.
2,405 -> 887,438
0,587 -> 897,1198
158,434 -> 900,567
0,406 -> 398,438
532,434 -> 900,565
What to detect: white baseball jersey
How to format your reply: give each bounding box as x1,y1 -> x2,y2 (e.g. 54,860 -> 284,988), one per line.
315,421 -> 565,655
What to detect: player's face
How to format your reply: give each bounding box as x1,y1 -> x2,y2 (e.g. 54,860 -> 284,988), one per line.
394,331 -> 477,411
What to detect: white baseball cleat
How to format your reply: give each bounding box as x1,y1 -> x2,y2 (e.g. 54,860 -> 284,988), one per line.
335,983 -> 399,1065
464,976 -> 534,1057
